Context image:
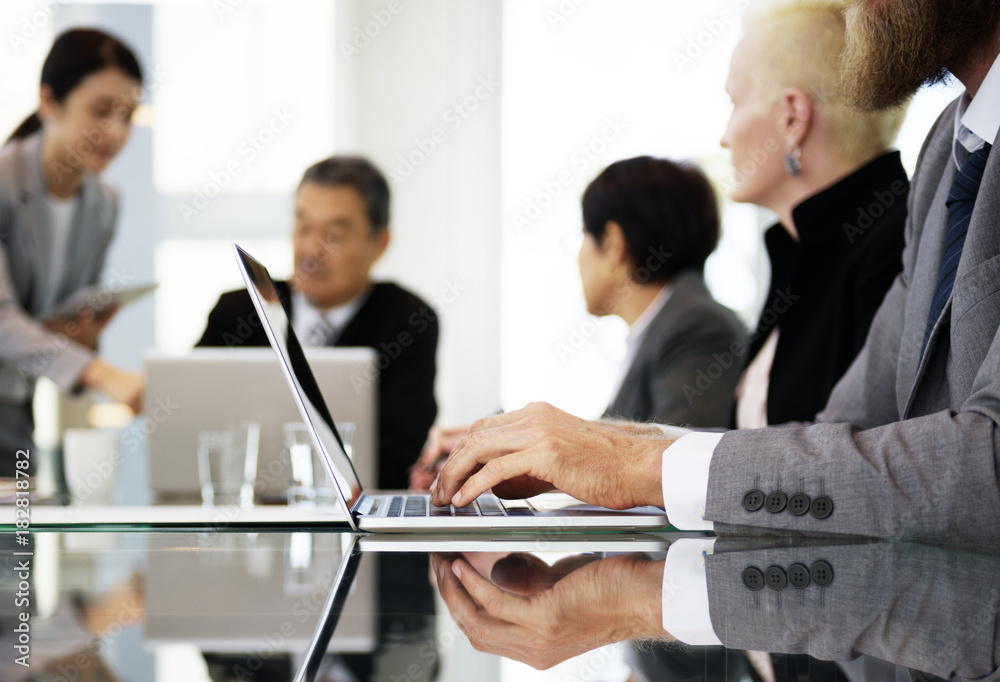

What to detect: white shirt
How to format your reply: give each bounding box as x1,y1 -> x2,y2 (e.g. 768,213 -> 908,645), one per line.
46,193 -> 79,291
952,49 -> 1000,168
291,287 -> 369,346
608,284 -> 673,404
660,50 -> 1000,648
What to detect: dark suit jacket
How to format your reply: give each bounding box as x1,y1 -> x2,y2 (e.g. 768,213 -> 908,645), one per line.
745,151 -> 908,425
197,280 -> 438,490
603,270 -> 745,428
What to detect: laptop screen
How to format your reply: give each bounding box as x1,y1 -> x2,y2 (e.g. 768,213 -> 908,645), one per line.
233,245 -> 364,517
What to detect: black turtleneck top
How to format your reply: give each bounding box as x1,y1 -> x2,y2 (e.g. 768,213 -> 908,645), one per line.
745,150 -> 909,425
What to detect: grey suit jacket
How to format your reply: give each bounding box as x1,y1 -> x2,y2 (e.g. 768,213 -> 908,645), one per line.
0,133 -> 117,403
706,540 -> 1000,680
603,270 -> 744,428
705,97 -> 1000,543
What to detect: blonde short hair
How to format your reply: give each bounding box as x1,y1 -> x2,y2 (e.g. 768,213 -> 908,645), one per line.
742,0 -> 906,163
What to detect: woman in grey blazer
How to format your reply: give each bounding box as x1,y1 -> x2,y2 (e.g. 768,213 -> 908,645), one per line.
583,156 -> 745,429
0,29 -> 145,476
410,157 -> 744,489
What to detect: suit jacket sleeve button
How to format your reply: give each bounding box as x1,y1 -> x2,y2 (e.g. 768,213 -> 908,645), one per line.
764,490 -> 787,513
788,563 -> 810,589
742,490 -> 765,512
787,492 -> 811,516
810,495 -> 834,519
742,566 -> 765,591
764,566 -> 787,590
810,560 -> 834,587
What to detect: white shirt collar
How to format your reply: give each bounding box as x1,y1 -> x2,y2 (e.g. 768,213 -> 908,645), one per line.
953,50 -> 1000,168
607,283 -> 673,407
291,285 -> 370,345
626,284 -> 673,346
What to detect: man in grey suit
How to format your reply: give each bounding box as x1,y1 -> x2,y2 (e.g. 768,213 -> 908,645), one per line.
430,0 -> 1000,546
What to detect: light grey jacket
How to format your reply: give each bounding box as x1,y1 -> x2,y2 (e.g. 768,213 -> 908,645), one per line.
705,98 -> 1000,544
0,132 -> 117,403
706,540 -> 1000,679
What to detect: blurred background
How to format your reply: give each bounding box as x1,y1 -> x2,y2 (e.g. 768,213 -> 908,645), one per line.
0,0 -> 962,427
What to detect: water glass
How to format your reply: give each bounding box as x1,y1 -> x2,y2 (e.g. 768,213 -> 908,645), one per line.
285,422 -> 354,506
198,421 -> 260,507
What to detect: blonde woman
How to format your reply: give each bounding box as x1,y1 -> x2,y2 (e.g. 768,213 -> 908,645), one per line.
722,0 -> 908,429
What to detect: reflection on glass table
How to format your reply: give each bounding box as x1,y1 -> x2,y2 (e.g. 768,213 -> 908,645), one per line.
430,538 -> 1000,682
4,531 -> 999,681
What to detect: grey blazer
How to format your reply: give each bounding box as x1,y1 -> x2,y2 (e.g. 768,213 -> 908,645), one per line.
603,270 -> 744,428
704,98 -> 1000,544
706,540 -> 1000,680
0,132 -> 117,403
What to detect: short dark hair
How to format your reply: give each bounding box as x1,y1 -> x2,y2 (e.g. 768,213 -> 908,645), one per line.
298,156 -> 391,232
7,28 -> 143,144
582,156 -> 719,283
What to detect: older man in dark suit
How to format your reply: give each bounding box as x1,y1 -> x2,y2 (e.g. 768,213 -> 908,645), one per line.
197,156 -> 438,491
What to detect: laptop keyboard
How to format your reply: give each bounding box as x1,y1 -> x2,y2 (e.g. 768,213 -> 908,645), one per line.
381,494 -> 536,518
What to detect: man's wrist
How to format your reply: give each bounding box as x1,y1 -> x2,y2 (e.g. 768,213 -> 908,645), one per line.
632,558 -> 668,640
605,420 -> 669,437
636,439 -> 669,508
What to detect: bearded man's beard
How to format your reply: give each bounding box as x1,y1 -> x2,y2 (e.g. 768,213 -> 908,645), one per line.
843,0 -> 1000,112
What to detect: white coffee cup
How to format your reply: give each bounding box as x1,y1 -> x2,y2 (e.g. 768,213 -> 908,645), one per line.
63,429 -> 121,506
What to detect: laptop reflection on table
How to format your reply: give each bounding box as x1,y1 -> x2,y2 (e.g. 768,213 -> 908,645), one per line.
292,534 -> 672,682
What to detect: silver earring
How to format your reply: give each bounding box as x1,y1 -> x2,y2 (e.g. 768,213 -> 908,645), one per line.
785,146 -> 802,177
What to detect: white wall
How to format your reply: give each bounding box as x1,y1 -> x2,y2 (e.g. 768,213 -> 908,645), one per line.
338,0 -> 504,425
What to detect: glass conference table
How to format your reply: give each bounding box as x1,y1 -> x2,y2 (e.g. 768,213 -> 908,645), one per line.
1,508 -> 998,682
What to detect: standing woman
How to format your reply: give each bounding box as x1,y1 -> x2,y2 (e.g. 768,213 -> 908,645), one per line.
0,28 -> 145,477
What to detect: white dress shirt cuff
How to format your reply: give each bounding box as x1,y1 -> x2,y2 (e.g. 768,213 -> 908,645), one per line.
662,538 -> 722,646
661,432 -> 721,530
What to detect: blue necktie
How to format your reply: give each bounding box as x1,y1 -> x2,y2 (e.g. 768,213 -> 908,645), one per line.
922,142 -> 993,355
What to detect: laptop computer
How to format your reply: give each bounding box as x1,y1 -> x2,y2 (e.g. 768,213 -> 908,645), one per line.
234,243 -> 671,532
146,348 -> 377,502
